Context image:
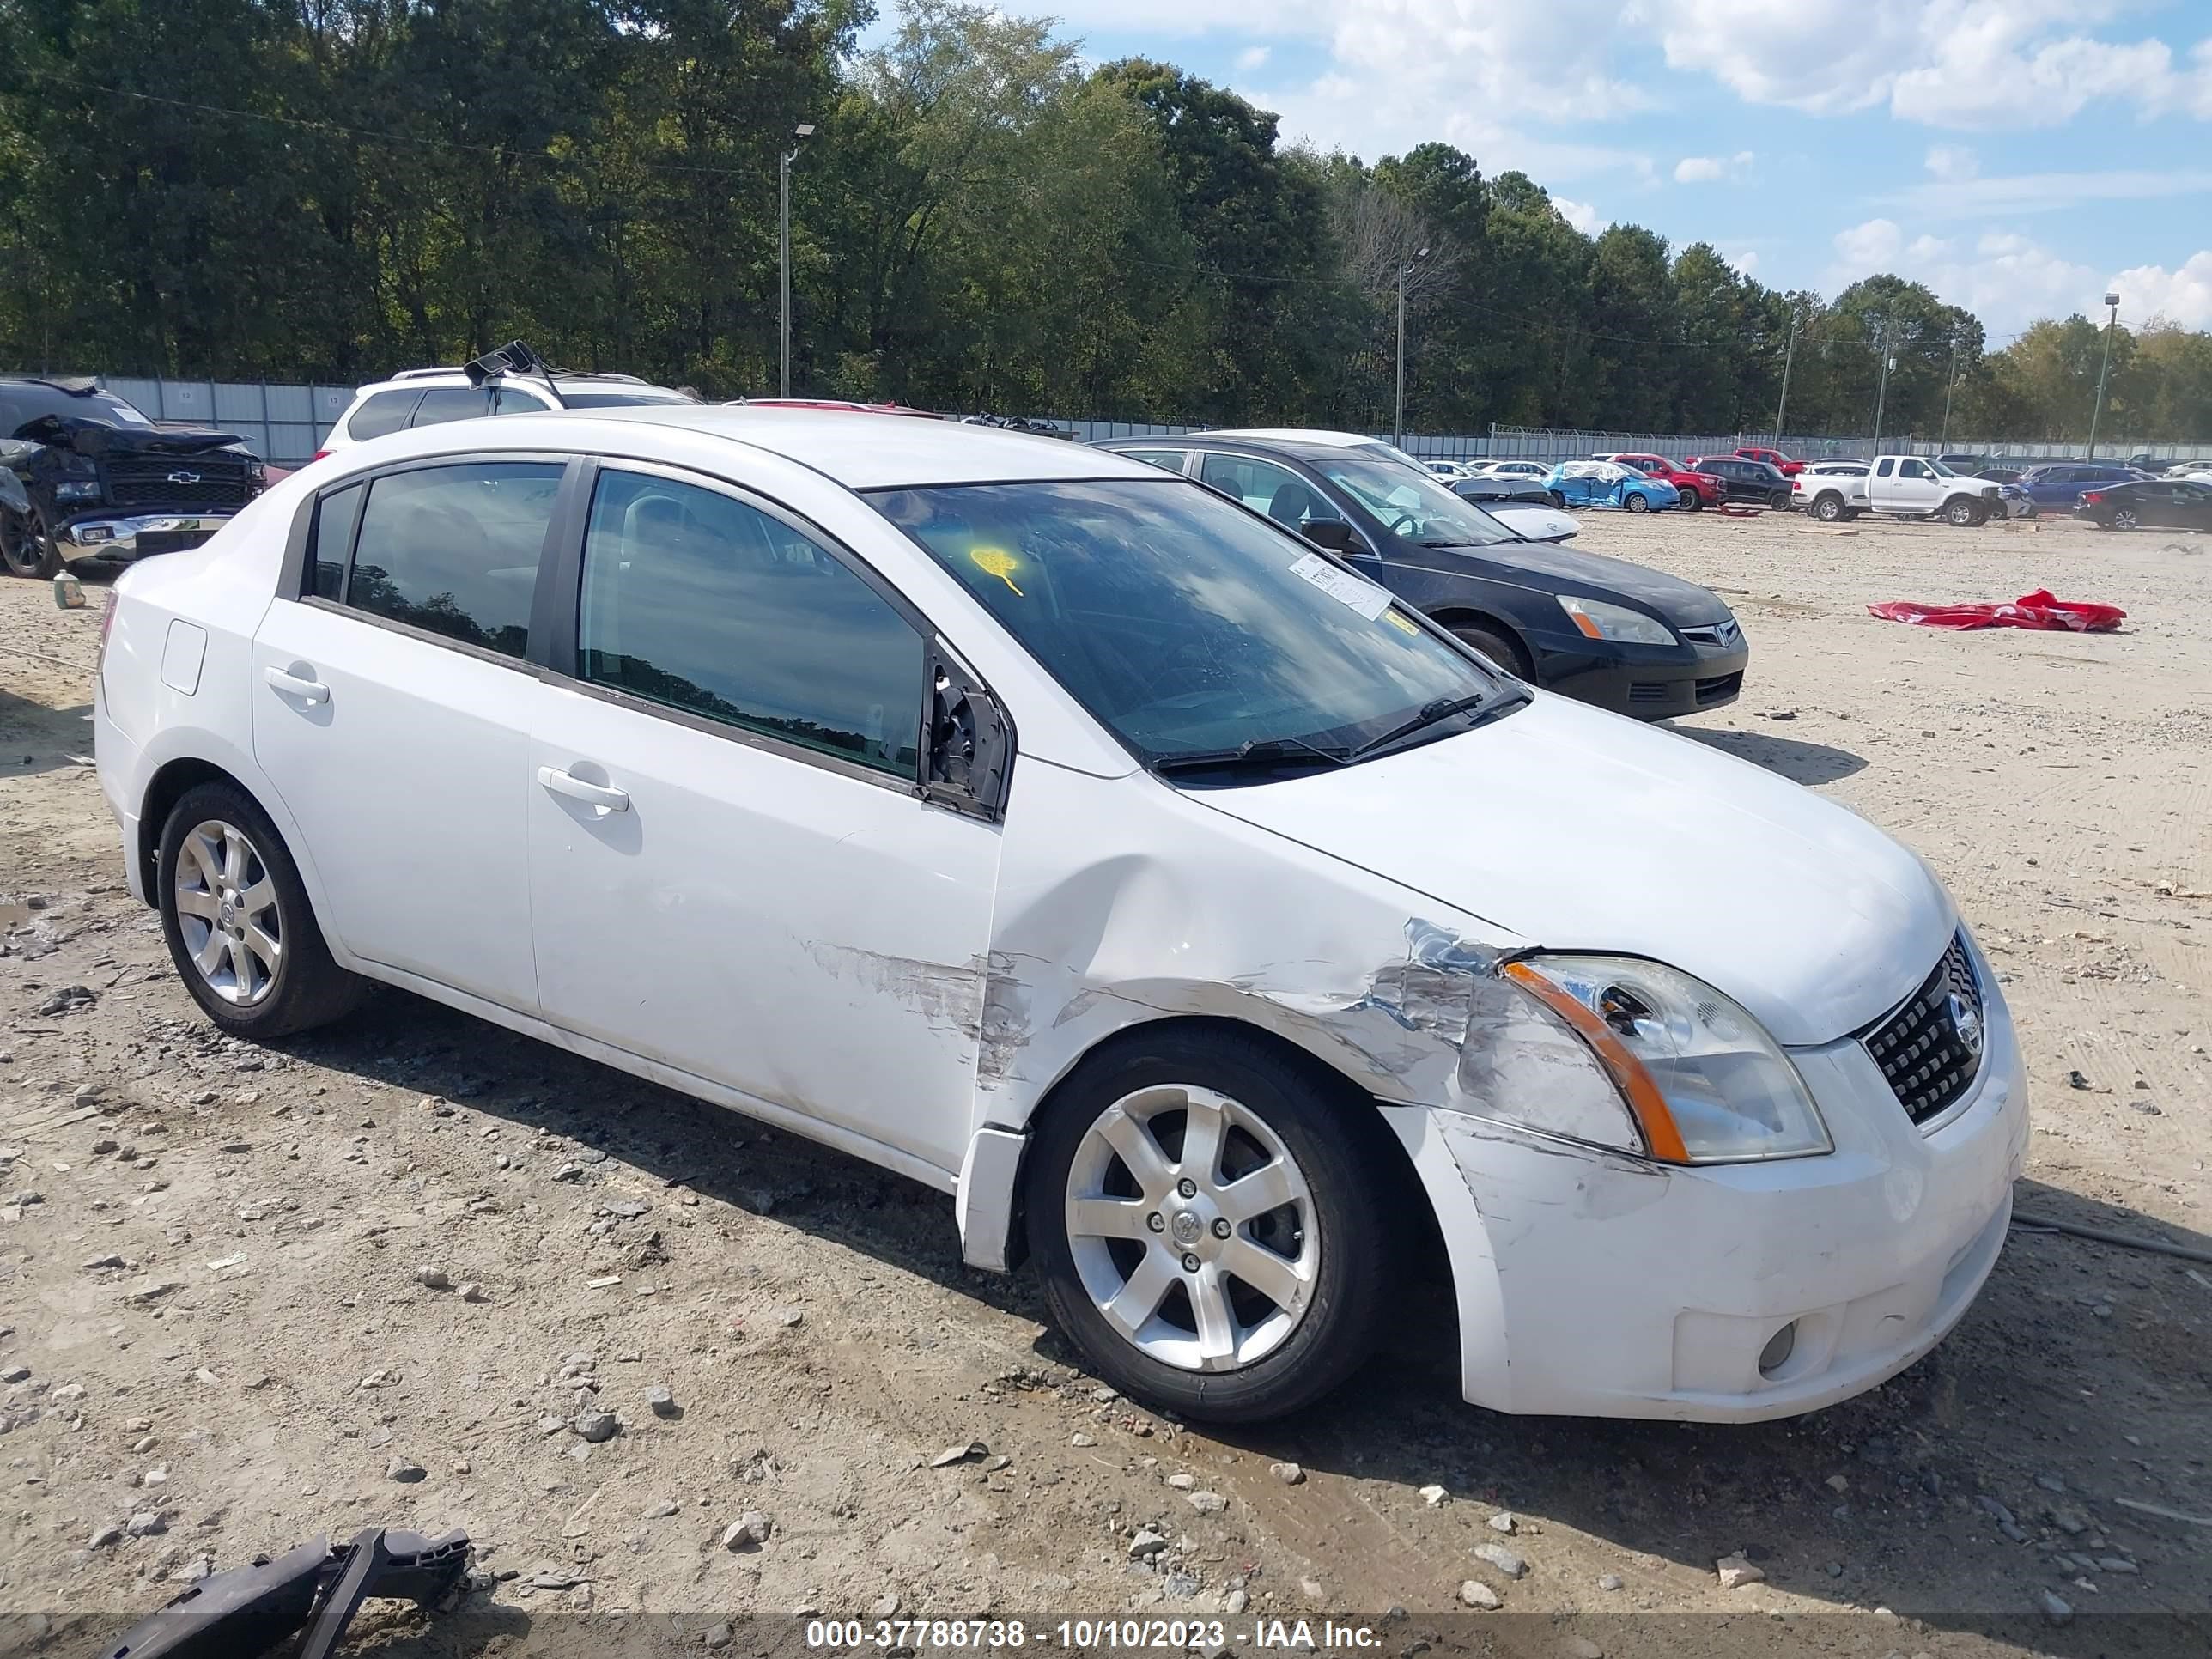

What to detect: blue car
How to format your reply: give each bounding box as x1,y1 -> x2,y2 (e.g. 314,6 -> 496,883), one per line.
2014,461 -> 2149,511
1543,460 -> 1680,514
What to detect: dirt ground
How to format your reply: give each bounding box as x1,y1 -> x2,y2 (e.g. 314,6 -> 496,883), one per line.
1,507 -> 2207,1659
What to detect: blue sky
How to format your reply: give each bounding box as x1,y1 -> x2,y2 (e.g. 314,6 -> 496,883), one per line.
866,1 -> 2212,343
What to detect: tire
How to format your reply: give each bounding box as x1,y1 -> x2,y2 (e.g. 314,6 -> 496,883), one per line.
1840,507 -> 1863,522
1446,621 -> 1533,679
156,780 -> 368,1039
0,505 -> 59,579
2112,508 -> 2138,532
1625,491 -> 1650,514
1547,490 -> 1565,509
1024,1028 -> 1401,1422
1813,493 -> 1845,523
1945,497 -> 1983,527
1768,490 -> 1791,512
1680,489 -> 1704,511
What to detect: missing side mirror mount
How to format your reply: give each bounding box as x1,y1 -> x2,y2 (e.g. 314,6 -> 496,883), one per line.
926,645 -> 1012,820
1303,518 -> 1358,553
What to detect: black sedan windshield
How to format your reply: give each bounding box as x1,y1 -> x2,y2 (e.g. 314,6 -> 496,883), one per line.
870,478 -> 1512,766
1312,450 -> 1519,546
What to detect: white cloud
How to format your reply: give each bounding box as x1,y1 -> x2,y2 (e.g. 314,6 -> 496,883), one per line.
2109,252 -> 2212,328
1640,0 -> 2212,130
1723,248 -> 1759,276
1880,167 -> 2212,216
1554,197 -> 1603,234
1673,149 -> 1753,184
1234,45 -> 1271,72
1924,144 -> 1978,180
1816,218 -> 2212,335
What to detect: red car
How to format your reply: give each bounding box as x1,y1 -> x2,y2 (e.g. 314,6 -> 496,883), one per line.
1735,446 -> 1804,477
1593,452 -> 1728,511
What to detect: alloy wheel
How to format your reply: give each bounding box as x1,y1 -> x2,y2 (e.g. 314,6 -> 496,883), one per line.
1626,492 -> 1650,513
1062,1083 -> 1318,1373
173,818 -> 283,1005
2113,508 -> 2137,531
0,508 -> 53,578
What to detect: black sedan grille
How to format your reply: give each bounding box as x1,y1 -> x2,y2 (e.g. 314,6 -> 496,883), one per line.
1694,672 -> 1742,705
1861,934 -> 1985,1127
102,453 -> 254,510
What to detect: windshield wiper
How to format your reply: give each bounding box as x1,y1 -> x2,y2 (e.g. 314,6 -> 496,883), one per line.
1152,735 -> 1352,776
1351,685 -> 1529,759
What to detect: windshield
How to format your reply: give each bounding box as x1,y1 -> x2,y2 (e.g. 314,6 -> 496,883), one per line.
1310,451 -> 1519,546
93,393 -> 152,426
869,478 -> 1511,767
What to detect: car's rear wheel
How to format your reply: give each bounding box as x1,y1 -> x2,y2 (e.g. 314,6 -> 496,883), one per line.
1813,493 -> 1845,522
0,507 -> 59,579
157,781 -> 367,1039
1768,490 -> 1792,511
2112,507 -> 2138,531
1025,1030 -> 1398,1422
1547,490 -> 1566,508
1625,491 -> 1650,514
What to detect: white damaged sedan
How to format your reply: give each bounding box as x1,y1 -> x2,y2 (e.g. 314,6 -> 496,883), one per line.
94,407 -> 2027,1423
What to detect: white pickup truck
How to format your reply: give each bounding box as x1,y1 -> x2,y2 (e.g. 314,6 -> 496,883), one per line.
1794,455 -> 2009,526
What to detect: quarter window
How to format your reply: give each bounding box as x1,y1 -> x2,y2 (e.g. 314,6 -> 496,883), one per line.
1118,449 -> 1188,473
577,470 -> 922,778
344,462 -> 563,658
309,483 -> 364,600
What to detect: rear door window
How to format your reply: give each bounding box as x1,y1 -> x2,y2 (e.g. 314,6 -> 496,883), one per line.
410,386 -> 494,428
344,390 -> 422,442
343,462 -> 565,658
1197,453 -> 1328,530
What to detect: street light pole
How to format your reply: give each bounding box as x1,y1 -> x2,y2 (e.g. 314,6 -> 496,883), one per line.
779,122 -> 816,398
1394,246 -> 1428,449
2086,290 -> 2119,459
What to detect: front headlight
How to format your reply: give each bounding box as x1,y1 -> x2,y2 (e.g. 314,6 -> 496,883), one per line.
55,480 -> 101,501
1458,956 -> 1831,1164
1557,594 -> 1676,646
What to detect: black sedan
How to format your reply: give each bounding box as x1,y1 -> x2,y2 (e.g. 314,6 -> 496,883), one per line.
1097,433 -> 1748,720
1680,454 -> 1794,509
2073,477 -> 2212,531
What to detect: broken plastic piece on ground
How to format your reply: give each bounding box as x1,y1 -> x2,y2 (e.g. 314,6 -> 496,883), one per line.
91,1525 -> 471,1659
1866,589 -> 2125,632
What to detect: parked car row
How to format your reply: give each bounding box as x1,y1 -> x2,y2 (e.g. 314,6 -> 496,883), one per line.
94,402 -> 2026,1430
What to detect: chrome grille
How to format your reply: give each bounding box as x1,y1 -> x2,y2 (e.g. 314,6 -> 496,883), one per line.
1861,934 -> 1985,1127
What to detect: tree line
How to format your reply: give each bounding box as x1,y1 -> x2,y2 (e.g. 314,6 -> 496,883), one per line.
2,0 -> 2208,444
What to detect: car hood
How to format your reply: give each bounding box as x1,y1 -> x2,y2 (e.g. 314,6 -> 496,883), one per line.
1453,537 -> 1734,623
1485,503 -> 1579,541
1190,692 -> 1953,1045
15,416 -> 248,456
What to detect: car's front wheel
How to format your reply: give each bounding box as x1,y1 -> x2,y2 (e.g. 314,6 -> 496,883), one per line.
157,781 -> 368,1038
1025,1030 -> 1399,1422
1680,489 -> 1704,511
0,507 -> 59,579
1945,497 -> 1984,526
1625,491 -> 1650,514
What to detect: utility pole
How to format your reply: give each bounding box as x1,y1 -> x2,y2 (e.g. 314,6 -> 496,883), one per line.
1939,337 -> 1960,450
1773,313 -> 1800,445
1871,316 -> 1895,452
779,122 -> 816,398
2087,289 -> 2119,458
1394,246 -> 1428,449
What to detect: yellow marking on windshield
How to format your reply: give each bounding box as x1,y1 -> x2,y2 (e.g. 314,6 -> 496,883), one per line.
1383,608 -> 1421,636
969,546 -> 1024,595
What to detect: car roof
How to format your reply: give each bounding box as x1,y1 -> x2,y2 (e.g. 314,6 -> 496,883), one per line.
354,370 -> 677,395
1198,428 -> 1389,449
362,404 -> 1165,489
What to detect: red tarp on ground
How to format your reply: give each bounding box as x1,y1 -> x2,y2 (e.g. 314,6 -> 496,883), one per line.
1867,589 -> 2126,632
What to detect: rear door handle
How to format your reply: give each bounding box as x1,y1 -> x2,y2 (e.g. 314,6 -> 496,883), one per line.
537,765 -> 630,813
264,665 -> 330,704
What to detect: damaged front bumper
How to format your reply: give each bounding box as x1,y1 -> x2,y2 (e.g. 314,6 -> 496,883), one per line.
61,512 -> 238,562
1383,955 -> 2027,1422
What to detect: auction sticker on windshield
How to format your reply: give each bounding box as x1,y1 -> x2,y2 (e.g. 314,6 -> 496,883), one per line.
1287,551 -> 1390,619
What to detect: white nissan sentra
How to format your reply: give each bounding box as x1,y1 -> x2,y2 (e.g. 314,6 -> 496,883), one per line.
94,409 -> 2027,1424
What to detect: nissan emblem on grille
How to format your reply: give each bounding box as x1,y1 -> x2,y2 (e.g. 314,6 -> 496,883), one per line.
1859,933 -> 1985,1126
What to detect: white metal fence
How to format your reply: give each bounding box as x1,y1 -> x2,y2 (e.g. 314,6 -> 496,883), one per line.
18,374 -> 2212,469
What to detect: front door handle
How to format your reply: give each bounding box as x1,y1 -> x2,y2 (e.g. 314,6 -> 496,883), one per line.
264,665 -> 329,704
537,765 -> 630,813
